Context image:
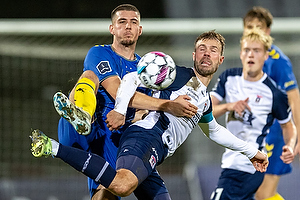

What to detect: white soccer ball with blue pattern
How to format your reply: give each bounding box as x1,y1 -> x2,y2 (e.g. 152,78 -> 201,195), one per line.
137,51 -> 176,90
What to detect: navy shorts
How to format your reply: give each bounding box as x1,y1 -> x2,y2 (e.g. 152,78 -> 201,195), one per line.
210,169 -> 264,200
116,124 -> 170,199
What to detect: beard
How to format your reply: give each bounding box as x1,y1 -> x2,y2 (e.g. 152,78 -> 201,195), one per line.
120,38 -> 135,47
194,60 -> 219,77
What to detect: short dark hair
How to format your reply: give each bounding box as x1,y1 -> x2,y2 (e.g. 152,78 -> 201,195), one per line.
111,4 -> 140,21
243,6 -> 273,28
194,30 -> 225,56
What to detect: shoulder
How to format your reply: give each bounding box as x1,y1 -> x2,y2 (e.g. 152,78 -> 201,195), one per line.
218,68 -> 242,81
165,66 -> 194,91
268,45 -> 291,63
263,76 -> 286,97
222,67 -> 242,76
88,44 -> 112,54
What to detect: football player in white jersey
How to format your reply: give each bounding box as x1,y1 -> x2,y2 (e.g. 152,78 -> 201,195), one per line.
243,7 -> 300,200
29,31 -> 268,199
210,28 -> 296,200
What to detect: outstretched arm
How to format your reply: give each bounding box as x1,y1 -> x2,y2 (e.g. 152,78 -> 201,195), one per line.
198,116 -> 268,172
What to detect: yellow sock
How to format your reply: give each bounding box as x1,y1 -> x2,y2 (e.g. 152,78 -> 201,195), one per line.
264,193 -> 284,200
74,78 -> 96,117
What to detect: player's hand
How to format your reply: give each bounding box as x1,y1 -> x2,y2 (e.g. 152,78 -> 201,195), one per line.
106,110 -> 125,131
280,145 -> 295,164
250,150 -> 269,172
230,97 -> 251,117
165,95 -> 198,118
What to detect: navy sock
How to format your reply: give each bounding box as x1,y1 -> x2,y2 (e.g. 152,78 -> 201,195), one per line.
56,144 -> 116,188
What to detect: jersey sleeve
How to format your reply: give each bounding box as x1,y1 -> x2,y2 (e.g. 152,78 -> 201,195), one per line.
114,72 -> 142,115
272,88 -> 292,124
83,45 -> 119,82
199,96 -> 213,123
210,70 -> 227,101
198,118 -> 258,159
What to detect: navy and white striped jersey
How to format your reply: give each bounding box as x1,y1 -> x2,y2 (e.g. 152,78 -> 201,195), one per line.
210,67 -> 291,174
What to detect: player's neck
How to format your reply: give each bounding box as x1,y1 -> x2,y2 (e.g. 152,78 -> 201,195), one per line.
195,72 -> 212,87
111,43 -> 136,60
243,70 -> 264,82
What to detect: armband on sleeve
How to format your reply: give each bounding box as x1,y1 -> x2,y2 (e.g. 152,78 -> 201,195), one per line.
114,72 -> 141,115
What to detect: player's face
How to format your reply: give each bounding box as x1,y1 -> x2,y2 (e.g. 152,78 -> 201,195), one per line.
244,18 -> 270,35
240,39 -> 268,80
110,10 -> 142,46
193,39 -> 224,77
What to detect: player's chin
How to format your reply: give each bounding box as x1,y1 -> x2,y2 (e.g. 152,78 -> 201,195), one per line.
121,39 -> 135,46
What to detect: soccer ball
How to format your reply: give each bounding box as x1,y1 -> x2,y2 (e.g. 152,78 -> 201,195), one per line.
137,51 -> 176,90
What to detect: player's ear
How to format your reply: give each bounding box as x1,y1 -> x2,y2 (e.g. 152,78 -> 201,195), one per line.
219,56 -> 225,64
109,24 -> 114,35
265,27 -> 271,35
192,51 -> 195,61
138,25 -> 143,36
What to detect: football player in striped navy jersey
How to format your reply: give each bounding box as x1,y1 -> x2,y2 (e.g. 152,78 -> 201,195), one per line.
96,30 -> 268,198
243,7 -> 300,200
210,28 -> 296,200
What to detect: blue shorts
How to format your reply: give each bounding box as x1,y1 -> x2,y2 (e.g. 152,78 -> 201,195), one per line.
116,124 -> 170,199
211,169 -> 264,200
57,117 -> 119,197
265,120 -> 292,175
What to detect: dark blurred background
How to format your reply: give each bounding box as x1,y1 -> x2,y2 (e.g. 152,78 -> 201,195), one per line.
1,0 -> 300,19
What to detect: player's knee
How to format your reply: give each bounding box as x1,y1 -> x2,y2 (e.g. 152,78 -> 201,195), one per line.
109,169 -> 138,197
80,70 -> 99,87
112,184 -> 135,197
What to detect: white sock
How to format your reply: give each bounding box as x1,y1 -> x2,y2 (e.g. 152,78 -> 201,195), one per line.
50,139 -> 59,156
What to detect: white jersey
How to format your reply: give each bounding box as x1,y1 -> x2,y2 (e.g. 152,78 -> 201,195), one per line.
114,66 -> 258,160
210,68 -> 291,174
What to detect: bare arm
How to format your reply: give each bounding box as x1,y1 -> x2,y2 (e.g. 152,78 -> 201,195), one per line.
280,120 -> 297,164
101,73 -> 197,118
286,88 -> 300,156
105,72 -> 197,131
211,95 -> 251,119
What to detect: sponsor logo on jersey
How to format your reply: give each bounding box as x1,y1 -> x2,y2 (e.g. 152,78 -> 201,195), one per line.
82,153 -> 92,172
284,80 -> 295,89
97,61 -> 112,74
149,155 -> 157,169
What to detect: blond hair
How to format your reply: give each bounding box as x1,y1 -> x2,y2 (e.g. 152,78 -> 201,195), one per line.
240,28 -> 273,51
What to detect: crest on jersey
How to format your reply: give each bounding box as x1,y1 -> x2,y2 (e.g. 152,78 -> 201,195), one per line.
255,95 -> 263,103
97,61 -> 112,74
